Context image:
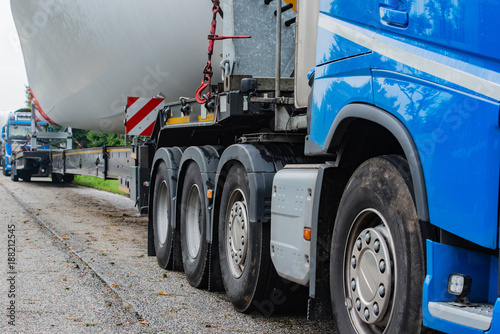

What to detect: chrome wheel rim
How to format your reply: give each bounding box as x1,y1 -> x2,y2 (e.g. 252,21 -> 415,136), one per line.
186,184 -> 202,259
344,209 -> 396,333
225,188 -> 249,278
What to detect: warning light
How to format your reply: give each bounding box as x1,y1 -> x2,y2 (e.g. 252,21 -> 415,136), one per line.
303,228 -> 311,241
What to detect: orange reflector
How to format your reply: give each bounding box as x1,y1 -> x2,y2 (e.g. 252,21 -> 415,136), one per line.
303,228 -> 311,241
207,189 -> 213,199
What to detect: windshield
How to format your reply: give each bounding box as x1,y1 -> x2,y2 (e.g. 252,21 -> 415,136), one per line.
8,123 -> 31,138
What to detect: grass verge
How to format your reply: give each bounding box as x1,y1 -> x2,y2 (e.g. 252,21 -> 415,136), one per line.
72,175 -> 127,195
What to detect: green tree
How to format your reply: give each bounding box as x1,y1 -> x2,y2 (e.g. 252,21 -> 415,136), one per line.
70,129 -> 124,148
71,129 -> 90,148
86,131 -> 123,147
25,85 -> 32,107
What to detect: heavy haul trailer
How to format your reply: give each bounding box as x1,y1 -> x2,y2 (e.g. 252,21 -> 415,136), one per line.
11,0 -> 500,332
51,147 -> 133,188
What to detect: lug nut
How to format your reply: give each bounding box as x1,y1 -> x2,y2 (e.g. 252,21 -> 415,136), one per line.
356,299 -> 361,311
364,308 -> 370,321
379,260 -> 386,273
238,250 -> 242,258
356,239 -> 362,251
241,220 -> 245,229
365,232 -> 371,245
241,236 -> 245,245
351,279 -> 356,291
351,256 -> 356,269
374,240 -> 380,253
373,302 -> 379,316
229,237 -> 232,246
379,284 -> 385,298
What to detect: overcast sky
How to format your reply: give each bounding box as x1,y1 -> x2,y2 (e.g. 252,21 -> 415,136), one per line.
0,1 -> 28,112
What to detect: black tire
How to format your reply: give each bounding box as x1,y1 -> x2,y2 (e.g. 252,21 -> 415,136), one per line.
52,173 -> 63,183
2,167 -> 8,176
180,162 -> 209,288
63,174 -> 74,183
218,164 -> 274,313
152,162 -> 174,269
11,172 -> 18,182
330,155 -> 426,333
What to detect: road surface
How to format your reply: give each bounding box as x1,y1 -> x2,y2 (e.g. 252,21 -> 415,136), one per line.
0,176 -> 335,333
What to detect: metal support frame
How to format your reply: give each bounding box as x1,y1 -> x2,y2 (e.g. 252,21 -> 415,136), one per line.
30,103 -> 73,151
275,0 -> 282,99
103,146 -> 108,180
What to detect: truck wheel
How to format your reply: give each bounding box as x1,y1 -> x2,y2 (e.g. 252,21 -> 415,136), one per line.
330,155 -> 425,333
219,164 -> 272,313
180,162 -> 209,288
153,162 -> 174,268
2,168 -> 8,176
11,172 -> 18,182
52,173 -> 63,183
63,174 -> 74,183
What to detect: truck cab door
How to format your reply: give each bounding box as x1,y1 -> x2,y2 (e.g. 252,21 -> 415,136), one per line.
317,0 -> 373,66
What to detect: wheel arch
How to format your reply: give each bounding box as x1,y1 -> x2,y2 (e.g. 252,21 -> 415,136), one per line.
212,144 -> 276,243
307,103 -> 429,222
213,143 -> 307,239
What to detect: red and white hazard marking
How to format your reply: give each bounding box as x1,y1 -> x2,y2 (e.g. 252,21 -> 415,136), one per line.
125,97 -> 165,136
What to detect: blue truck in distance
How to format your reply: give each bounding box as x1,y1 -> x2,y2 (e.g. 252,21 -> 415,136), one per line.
1,108 -> 32,176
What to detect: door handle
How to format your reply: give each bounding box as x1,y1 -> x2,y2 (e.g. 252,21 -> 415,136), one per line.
380,7 -> 408,27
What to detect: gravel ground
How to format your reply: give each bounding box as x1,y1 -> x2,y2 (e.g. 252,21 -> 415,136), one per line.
0,176 -> 335,333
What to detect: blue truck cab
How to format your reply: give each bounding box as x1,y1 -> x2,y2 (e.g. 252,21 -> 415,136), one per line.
1,108 -> 32,176
0,126 -> 5,171
308,0 -> 500,332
